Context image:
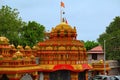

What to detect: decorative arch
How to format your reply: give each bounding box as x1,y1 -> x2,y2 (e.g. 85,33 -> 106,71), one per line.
53,64 -> 74,71
0,74 -> 9,80
20,73 -> 33,80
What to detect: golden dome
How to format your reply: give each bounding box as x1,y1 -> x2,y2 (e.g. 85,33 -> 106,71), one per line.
49,22 -> 77,38
15,51 -> 23,57
58,46 -> 66,50
31,55 -> 35,59
0,36 -> 9,44
10,44 -> 15,49
12,54 -> 17,58
17,45 -> 24,50
32,46 -> 39,50
71,46 -> 78,50
25,45 -> 31,50
12,54 -> 17,60
46,46 -> 53,50
54,22 -> 73,31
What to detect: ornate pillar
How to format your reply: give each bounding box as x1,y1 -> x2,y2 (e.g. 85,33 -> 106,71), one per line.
34,71 -> 39,80
85,71 -> 88,80
13,73 -> 19,80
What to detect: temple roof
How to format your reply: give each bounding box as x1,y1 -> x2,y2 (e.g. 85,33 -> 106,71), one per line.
54,22 -> 72,31
87,45 -> 104,54
49,22 -> 77,39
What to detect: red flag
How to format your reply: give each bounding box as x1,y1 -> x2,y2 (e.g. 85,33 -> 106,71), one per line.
61,1 -> 65,8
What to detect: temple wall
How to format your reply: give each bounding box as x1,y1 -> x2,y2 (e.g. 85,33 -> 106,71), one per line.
97,54 -> 104,60
88,54 -> 104,64
108,60 -> 120,75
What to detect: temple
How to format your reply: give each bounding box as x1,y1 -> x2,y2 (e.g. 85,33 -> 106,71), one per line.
0,21 -> 94,80
0,2 -> 111,80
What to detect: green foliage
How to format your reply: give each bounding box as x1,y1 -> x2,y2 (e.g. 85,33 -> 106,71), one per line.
106,17 -> 120,34
20,21 -> 45,47
97,16 -> 120,60
84,40 -> 99,51
0,5 -> 45,47
0,5 -> 25,46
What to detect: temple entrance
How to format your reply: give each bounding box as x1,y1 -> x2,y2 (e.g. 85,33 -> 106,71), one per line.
39,72 -> 44,80
20,73 -> 33,80
78,71 -> 86,80
0,74 -> 9,80
49,70 -> 71,80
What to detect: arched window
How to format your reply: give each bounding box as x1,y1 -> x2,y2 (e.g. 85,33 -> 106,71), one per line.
64,30 -> 68,37
61,54 -> 63,60
57,30 -> 60,37
20,73 -> 33,80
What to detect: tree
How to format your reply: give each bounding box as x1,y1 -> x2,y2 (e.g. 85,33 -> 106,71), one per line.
83,40 -> 99,51
20,21 -> 45,47
0,5 -> 25,46
97,16 -> 120,60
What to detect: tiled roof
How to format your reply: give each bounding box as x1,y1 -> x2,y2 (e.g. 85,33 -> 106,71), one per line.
87,45 -> 104,54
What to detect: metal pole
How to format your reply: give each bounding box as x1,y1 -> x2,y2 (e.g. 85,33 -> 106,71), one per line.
104,40 -> 106,75
60,7 -> 62,22
103,37 -> 116,75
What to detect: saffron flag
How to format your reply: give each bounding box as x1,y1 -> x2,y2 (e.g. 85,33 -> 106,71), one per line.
61,1 -> 65,8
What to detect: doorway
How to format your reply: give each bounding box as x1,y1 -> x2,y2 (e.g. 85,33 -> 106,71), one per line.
49,70 -> 71,80
78,71 -> 86,80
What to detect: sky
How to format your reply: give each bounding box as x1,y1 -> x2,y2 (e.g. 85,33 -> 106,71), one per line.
0,0 -> 120,41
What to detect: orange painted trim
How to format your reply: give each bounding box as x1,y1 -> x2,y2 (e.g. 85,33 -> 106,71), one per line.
0,69 -> 41,74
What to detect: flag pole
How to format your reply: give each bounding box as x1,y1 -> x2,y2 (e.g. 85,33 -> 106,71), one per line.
60,1 -> 65,23
60,1 -> 62,23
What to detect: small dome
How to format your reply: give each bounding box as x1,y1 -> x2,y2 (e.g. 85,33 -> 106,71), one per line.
12,54 -> 17,58
46,46 -> 53,50
54,22 -> 73,31
25,45 -> 31,50
0,36 -> 9,44
15,51 -> 23,57
71,46 -> 78,50
31,55 -> 35,59
32,46 -> 39,50
10,44 -> 15,49
58,46 -> 66,50
17,45 -> 24,50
